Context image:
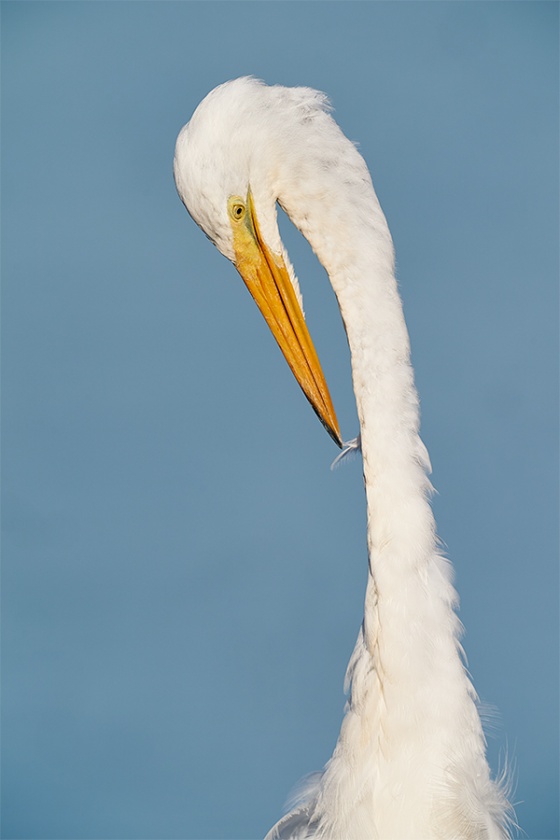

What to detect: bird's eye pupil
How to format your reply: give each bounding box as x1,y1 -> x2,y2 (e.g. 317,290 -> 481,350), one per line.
228,198 -> 246,222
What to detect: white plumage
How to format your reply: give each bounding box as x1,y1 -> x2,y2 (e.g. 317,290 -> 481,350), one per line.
174,77 -> 512,840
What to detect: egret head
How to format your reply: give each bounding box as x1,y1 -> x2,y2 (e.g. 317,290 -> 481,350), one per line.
174,77 -> 342,447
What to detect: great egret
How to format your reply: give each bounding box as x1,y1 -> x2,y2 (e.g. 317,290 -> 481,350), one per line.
174,77 -> 512,840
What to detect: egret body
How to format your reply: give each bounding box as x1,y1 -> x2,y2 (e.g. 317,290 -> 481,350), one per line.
174,77 -> 512,840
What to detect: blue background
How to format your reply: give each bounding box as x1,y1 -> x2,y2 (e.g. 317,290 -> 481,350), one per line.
2,3 -> 558,838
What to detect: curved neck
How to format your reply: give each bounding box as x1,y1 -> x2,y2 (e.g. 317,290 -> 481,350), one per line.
290,178 -> 436,588
282,176 -> 506,838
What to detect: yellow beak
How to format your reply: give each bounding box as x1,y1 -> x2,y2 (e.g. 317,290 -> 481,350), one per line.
230,191 -> 342,448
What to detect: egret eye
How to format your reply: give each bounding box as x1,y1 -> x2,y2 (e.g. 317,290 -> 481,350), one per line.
228,198 -> 246,222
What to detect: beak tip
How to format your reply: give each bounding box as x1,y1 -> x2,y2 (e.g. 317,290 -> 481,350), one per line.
322,417 -> 343,449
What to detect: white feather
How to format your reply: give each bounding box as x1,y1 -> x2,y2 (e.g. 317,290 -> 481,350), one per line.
331,435 -> 361,471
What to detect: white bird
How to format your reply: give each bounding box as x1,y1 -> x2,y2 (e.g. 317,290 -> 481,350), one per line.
174,77 -> 512,840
